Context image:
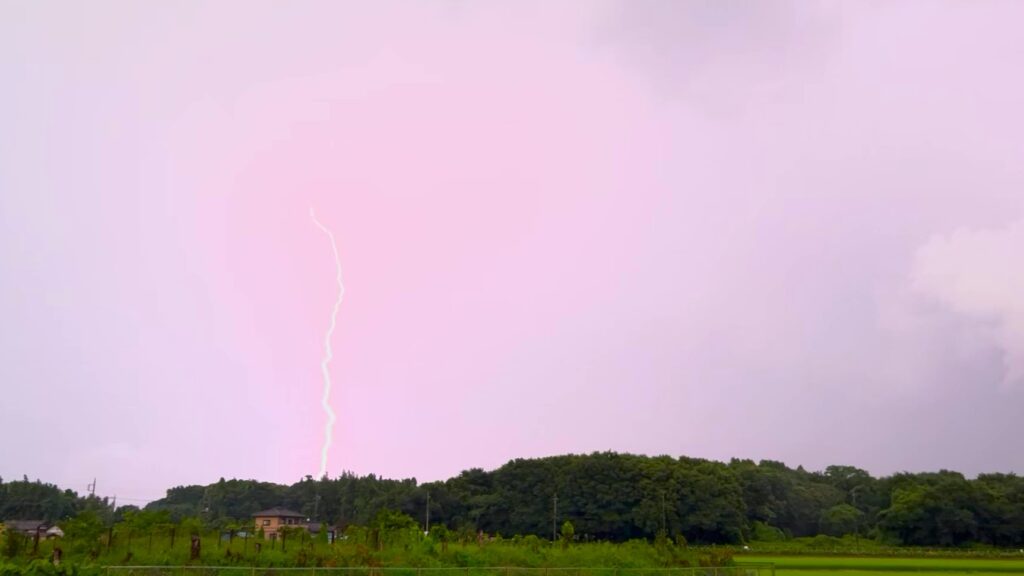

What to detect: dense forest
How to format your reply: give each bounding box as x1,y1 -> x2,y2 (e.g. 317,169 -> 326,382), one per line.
5,453 -> 1024,548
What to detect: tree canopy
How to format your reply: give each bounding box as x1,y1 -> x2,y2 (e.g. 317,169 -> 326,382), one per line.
6,453 -> 1024,547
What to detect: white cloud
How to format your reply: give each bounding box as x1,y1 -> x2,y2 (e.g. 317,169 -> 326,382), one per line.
911,219 -> 1024,387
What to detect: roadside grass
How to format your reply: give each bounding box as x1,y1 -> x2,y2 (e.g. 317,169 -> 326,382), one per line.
737,555 -> 1024,573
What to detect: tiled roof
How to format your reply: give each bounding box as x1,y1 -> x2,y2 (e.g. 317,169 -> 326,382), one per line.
251,507 -> 305,518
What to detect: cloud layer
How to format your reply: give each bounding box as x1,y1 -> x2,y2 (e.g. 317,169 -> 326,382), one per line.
913,220 -> 1024,387
2,1 -> 1024,500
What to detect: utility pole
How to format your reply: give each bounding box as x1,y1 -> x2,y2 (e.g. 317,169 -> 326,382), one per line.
552,493 -> 558,542
851,486 -> 862,551
425,492 -> 430,534
313,494 -> 321,521
201,487 -> 211,523
88,479 -> 96,498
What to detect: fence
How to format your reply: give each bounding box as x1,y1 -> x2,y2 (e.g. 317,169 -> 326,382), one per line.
104,566 -> 776,576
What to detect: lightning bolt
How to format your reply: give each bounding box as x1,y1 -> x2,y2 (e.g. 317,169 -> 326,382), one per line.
310,207 -> 345,479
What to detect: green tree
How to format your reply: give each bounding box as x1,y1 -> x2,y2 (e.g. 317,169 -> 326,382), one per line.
559,520 -> 574,549
61,510 -> 105,556
877,473 -> 978,546
372,509 -> 418,549
819,504 -> 864,536
430,524 -> 450,552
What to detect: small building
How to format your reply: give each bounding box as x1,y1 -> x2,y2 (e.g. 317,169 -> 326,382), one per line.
4,520 -> 49,537
307,522 -> 337,544
251,507 -> 307,539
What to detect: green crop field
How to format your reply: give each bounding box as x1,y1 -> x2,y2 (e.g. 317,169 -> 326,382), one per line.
736,555 -> 1024,576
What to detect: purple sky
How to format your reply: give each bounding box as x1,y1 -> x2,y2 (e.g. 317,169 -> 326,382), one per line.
2,1 -> 1023,505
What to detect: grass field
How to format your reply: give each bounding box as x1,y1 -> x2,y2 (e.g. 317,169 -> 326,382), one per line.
736,555 -> 1024,576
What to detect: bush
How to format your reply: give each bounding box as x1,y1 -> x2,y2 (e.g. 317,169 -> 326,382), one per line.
2,531 -> 28,559
750,522 -> 786,542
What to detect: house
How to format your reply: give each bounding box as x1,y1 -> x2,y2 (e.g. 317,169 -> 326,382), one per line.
251,507 -> 307,538
4,520 -> 49,537
307,522 -> 337,544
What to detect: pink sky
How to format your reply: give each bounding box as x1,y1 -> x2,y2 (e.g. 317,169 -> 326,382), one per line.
2,1 -> 1023,504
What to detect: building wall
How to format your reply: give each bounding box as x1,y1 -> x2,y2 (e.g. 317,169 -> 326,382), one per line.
253,516 -> 307,538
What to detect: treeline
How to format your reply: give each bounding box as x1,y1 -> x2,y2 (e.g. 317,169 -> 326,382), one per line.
6,453 -> 1024,547
0,477 -> 104,523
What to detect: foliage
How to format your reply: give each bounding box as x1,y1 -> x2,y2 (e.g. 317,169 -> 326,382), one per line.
737,554 -> 1024,570
0,524 -> 720,570
8,453 -> 1024,549
1,530 -> 27,559
819,504 -> 864,537
0,478 -> 79,523
559,521 -> 574,549
750,521 -> 785,542
59,510 -> 104,556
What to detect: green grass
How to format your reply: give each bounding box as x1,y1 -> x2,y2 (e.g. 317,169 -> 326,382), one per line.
737,554 -> 1024,574
1,532 -> 715,570
770,565 -> 1011,569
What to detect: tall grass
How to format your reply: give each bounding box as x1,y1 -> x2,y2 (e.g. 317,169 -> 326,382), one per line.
1,531 -> 727,571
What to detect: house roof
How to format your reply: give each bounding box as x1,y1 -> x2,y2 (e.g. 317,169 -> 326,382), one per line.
307,522 -> 336,533
251,507 -> 305,518
5,520 -> 48,532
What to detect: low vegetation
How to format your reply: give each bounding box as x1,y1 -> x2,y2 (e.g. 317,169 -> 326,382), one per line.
0,509 -> 730,573
5,452 -> 1024,574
